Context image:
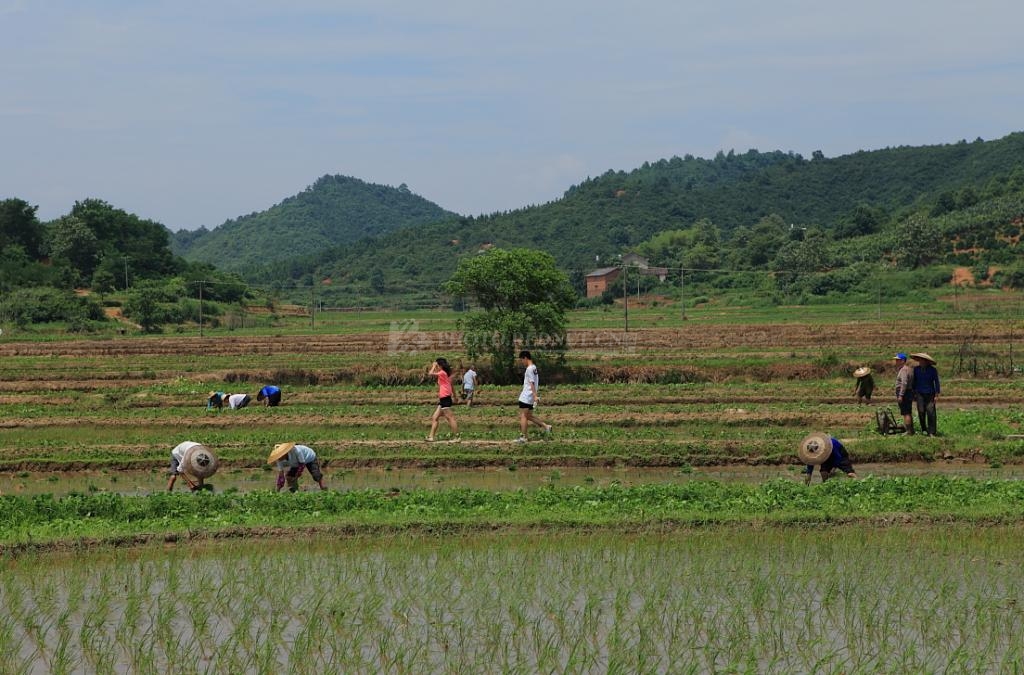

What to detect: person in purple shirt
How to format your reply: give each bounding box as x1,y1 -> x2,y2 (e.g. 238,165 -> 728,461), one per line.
911,353 -> 940,436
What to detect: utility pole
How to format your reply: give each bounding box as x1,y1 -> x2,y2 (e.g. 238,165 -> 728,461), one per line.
680,267 -> 686,320
123,256 -> 130,290
623,264 -> 629,333
310,286 -> 315,330
198,281 -> 204,337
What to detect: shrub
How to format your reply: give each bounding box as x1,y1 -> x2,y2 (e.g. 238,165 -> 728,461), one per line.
0,287 -> 106,327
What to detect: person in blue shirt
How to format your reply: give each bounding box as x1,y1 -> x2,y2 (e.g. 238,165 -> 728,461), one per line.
206,391 -> 226,410
802,435 -> 858,484
257,384 -> 282,407
910,353 -> 940,436
267,442 -> 326,492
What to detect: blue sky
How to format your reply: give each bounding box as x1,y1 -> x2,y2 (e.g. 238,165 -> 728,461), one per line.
2,1 -> 1022,231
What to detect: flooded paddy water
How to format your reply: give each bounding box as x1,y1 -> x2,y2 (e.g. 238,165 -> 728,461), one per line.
2,527 -> 1022,672
2,461 -> 1022,497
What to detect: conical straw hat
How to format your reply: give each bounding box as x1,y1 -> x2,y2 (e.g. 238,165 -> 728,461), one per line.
853,366 -> 871,378
267,442 -> 296,464
798,432 -> 833,465
910,352 -> 936,365
182,444 -> 219,479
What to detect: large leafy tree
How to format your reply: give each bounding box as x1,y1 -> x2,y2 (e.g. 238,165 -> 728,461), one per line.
445,248 -> 577,382
66,199 -> 178,283
892,213 -> 945,269
0,198 -> 45,259
46,215 -> 101,281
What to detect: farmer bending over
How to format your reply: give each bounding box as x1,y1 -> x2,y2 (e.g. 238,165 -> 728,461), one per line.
257,384 -> 282,407
168,441 -> 210,491
268,442 -> 326,492
799,432 -> 858,485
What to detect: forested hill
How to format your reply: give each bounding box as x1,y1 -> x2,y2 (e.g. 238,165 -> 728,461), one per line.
172,175 -> 457,274
296,132 -> 1024,297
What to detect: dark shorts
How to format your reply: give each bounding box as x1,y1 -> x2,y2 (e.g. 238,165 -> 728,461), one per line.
170,456 -> 182,475
463,388 -> 475,399
439,396 -> 453,409
823,456 -> 856,476
286,460 -> 323,483
898,396 -> 914,415
265,391 -> 282,406
235,394 -> 252,409
518,401 -> 534,410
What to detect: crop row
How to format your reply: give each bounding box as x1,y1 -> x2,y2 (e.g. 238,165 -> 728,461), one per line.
4,476 -> 1024,550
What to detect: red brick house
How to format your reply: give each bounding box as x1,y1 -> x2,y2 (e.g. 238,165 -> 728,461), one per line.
586,267 -> 621,298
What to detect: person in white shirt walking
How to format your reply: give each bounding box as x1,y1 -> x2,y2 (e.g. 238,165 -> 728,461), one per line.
461,365 -> 478,407
515,350 -> 552,443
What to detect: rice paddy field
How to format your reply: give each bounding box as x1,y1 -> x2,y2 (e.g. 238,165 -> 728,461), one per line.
3,293 -> 1024,672
3,528 -> 1023,673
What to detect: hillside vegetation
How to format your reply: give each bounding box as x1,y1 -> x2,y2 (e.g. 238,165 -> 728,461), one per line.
4,133 -> 1024,328
172,175 -> 456,274
289,133 -> 1024,305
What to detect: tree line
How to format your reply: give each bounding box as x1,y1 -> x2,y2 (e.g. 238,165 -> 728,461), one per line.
0,198 -> 251,330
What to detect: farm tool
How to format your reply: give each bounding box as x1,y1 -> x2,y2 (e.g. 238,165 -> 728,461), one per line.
874,407 -> 906,435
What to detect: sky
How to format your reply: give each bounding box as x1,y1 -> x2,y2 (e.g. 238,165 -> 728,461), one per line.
2,1 -> 1023,232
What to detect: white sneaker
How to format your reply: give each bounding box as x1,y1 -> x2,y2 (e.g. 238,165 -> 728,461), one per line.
514,436 -> 527,444
544,425 -> 553,436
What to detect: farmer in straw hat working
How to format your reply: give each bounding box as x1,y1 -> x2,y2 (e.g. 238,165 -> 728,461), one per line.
268,442 -> 326,492
852,366 -> 874,405
167,441 -> 218,491
799,432 -> 858,485
911,353 -> 941,436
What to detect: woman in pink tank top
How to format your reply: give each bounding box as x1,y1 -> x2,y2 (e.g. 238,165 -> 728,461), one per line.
426,357 -> 459,442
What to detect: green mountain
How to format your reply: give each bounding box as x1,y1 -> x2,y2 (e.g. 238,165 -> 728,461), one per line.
172,175 -> 457,274
284,133 -> 1024,303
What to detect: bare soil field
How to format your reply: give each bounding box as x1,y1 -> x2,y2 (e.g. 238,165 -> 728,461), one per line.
2,316 -> 1021,477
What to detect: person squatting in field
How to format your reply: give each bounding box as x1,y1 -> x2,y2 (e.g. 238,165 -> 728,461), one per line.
167,440 -> 209,491
426,357 -> 459,441
268,442 -> 326,492
893,352 -> 915,435
256,384 -> 282,407
802,435 -> 858,485
515,350 -> 552,443
207,392 -> 252,410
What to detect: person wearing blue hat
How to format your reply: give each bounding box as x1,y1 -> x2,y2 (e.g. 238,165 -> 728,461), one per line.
893,353 -> 915,435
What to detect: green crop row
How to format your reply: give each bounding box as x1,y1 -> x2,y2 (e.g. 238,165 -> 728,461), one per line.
4,477 -> 1024,550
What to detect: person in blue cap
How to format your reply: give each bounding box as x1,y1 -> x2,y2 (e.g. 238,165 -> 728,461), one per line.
257,384 -> 282,407
893,353 -> 915,435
